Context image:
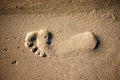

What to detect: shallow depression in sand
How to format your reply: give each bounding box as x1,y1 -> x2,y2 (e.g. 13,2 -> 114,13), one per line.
24,29 -> 52,57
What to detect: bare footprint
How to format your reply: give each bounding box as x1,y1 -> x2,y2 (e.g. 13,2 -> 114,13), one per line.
25,29 -> 52,57
56,32 -> 98,54
25,30 -> 98,57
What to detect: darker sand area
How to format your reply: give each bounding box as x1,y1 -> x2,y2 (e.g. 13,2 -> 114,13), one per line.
0,0 -> 120,80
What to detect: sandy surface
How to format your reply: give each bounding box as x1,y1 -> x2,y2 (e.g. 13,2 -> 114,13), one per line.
0,0 -> 120,80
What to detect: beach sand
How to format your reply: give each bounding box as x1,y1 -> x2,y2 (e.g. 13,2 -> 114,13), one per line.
0,0 -> 120,80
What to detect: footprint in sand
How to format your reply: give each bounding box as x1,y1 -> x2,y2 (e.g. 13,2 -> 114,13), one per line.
25,29 -> 98,57
56,32 -> 98,54
24,29 -> 52,57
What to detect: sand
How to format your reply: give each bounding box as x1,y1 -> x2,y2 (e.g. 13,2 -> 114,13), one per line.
0,0 -> 120,80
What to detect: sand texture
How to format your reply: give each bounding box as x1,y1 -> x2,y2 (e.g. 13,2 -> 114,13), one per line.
0,0 -> 120,80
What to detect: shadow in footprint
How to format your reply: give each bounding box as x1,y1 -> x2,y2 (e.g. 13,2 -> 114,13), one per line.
46,32 -> 53,45
94,35 -> 100,50
31,35 -> 37,41
27,35 -> 37,48
43,53 -> 47,58
28,42 -> 34,48
32,47 -> 38,53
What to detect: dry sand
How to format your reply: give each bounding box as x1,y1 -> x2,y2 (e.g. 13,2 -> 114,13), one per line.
0,0 -> 120,80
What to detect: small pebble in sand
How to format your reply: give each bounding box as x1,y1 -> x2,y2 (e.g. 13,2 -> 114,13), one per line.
4,48 -> 7,52
12,60 -> 18,65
